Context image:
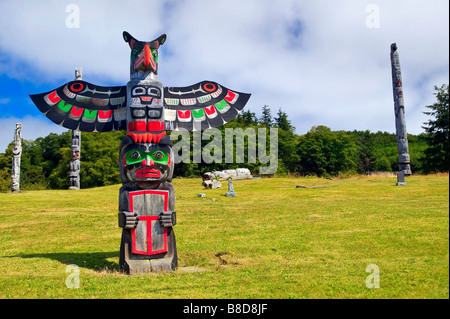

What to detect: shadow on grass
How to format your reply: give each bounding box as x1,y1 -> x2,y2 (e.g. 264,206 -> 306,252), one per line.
6,251 -> 119,272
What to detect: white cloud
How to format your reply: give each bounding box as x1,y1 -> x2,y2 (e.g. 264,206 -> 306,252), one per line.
0,0 -> 448,144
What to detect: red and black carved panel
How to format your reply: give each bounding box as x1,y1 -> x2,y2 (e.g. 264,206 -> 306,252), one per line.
29,80 -> 127,132
163,80 -> 251,131
129,190 -> 169,256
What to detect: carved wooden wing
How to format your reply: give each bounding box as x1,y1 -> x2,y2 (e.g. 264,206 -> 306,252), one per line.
163,81 -> 251,131
29,80 -> 127,132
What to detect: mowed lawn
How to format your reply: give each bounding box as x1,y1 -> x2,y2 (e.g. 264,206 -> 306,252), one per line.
0,175 -> 448,299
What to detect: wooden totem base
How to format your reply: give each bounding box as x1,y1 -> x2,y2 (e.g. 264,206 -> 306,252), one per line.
396,171 -> 407,186
118,182 -> 177,274
119,228 -> 177,274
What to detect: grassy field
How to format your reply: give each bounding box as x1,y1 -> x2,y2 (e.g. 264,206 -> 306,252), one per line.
0,175 -> 448,299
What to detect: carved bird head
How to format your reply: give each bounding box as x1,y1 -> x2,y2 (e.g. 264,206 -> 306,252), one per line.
123,31 -> 166,78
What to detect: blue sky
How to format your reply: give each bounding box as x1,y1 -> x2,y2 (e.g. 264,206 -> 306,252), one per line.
0,0 -> 449,153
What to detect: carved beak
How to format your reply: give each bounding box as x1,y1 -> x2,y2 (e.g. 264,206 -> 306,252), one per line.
144,44 -> 151,67
134,44 -> 156,72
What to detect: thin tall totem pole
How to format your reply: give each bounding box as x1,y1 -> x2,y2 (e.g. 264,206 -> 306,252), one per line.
390,43 -> 412,186
11,123 -> 22,192
29,31 -> 250,274
69,129 -> 81,190
69,68 -> 82,190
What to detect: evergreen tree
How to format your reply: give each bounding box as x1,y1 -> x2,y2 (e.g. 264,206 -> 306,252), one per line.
241,110 -> 258,126
260,105 -> 273,127
421,84 -> 449,173
274,108 -> 294,132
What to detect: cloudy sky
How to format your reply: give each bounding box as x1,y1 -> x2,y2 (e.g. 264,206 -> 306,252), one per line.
0,0 -> 448,153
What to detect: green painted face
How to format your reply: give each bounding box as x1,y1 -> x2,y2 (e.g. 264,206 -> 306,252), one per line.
120,142 -> 173,183
124,149 -> 170,166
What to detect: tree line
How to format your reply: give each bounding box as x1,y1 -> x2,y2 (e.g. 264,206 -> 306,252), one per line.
0,84 -> 447,191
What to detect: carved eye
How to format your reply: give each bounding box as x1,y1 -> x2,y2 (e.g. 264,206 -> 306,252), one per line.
130,151 -> 141,159
132,47 -> 142,58
147,87 -> 160,97
132,87 -> 146,96
153,151 -> 164,160
152,50 -> 158,62
148,109 -> 161,119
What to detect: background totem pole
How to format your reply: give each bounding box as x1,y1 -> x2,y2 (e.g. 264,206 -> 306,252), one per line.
390,43 -> 412,186
11,123 -> 22,192
29,31 -> 250,274
69,129 -> 81,190
69,68 -> 82,190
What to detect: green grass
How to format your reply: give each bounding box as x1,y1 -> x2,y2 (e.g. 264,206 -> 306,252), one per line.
0,175 -> 448,299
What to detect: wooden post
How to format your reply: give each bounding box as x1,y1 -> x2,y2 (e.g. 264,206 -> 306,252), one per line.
390,43 -> 412,185
69,129 -> 81,189
11,123 -> 22,192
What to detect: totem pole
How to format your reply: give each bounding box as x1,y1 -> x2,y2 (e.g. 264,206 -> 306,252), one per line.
29,31 -> 250,274
390,43 -> 412,186
69,129 -> 81,190
117,33 -> 177,273
69,68 -> 82,190
11,123 -> 22,192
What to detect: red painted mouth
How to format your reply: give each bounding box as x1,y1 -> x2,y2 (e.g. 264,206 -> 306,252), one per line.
135,168 -> 161,178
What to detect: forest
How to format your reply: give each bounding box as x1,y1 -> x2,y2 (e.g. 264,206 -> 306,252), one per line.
0,85 -> 448,191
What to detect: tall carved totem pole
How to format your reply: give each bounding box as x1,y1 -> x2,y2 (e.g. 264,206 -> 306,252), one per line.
69,129 -> 81,190
390,43 -> 412,185
30,31 -> 250,274
11,123 -> 22,192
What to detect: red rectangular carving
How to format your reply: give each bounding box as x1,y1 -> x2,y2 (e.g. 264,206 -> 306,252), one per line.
129,190 -> 168,255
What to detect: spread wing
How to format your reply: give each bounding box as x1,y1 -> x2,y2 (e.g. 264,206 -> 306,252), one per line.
163,81 -> 251,131
29,80 -> 127,132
